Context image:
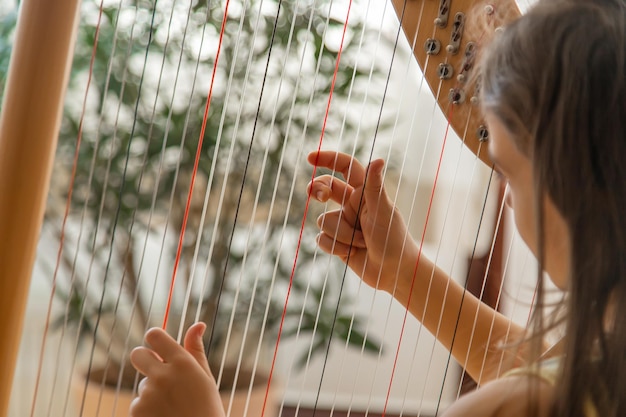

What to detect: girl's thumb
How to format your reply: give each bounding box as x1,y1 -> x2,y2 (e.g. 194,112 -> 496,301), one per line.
184,322 -> 211,374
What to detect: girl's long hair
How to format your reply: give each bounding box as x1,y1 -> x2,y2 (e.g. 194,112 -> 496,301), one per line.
480,0 -> 626,416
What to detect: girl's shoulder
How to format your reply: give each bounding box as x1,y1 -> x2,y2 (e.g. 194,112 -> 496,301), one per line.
441,372 -> 555,417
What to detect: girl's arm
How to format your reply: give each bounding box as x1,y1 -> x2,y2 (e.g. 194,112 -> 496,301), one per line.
308,151 -> 528,383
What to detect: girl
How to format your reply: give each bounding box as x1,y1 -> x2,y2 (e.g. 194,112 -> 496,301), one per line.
129,0 -> 626,415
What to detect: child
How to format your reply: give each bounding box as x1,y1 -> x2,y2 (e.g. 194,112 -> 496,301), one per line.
130,0 -> 626,415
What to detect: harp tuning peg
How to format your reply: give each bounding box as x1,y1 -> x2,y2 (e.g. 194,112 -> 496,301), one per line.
438,63 -> 454,79
477,125 -> 489,142
449,88 -> 466,104
425,38 -> 441,55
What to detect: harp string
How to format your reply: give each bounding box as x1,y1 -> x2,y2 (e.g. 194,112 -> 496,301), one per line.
59,4 -> 126,415
261,1 -> 360,415
162,0 -> 232,329
415,6 -> 533,415
213,0 -> 367,412
302,1 -> 472,412
413,149 -> 487,415
313,0 -> 408,415
440,167 -> 501,408
294,2 -> 438,413
29,2 -> 107,416
388,3 -> 524,412
184,0 -> 287,404
40,0 -> 193,414
110,0 -> 207,412
385,107 -> 457,417
189,1 -> 342,413
74,3 -> 162,416
417,139 -> 489,413
30,0 -> 128,415
384,39 -> 458,417
176,2 -> 288,401
188,1 -> 309,415
162,0 -> 219,342
298,1 -> 472,414
101,1 -> 192,410
198,0 -> 309,401
471,191 -> 516,386
125,0 -> 220,409
372,2 -> 482,412
373,6 -> 447,414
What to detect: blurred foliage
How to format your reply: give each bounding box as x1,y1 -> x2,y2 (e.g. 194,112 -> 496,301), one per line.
0,0 -> 392,380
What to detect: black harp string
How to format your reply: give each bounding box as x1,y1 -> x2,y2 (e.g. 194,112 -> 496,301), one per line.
107,0 -> 206,412
33,1 -> 133,416
199,2 -> 288,412
77,2 -> 160,416
433,164 -> 497,416
208,1 -> 317,406
35,0 -> 198,415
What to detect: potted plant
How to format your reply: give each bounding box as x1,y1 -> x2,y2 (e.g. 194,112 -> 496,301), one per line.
1,0 -> 393,415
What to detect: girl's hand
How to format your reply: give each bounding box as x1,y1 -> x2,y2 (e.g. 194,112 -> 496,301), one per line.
129,323 -> 225,417
307,151 -> 420,294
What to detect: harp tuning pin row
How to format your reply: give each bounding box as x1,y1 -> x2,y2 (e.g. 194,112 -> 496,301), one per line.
477,125 -> 489,142
449,88 -> 466,104
446,13 -> 465,54
484,4 -> 495,15
435,0 -> 451,27
425,38 -> 441,55
470,95 -> 480,105
438,63 -> 454,79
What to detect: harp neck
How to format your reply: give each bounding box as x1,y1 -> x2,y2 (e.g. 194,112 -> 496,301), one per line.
390,0 -> 520,165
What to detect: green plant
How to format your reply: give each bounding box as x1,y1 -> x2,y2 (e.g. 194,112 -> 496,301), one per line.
1,0 -> 390,391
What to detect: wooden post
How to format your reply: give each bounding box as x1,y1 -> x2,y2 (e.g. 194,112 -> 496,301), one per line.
0,1 -> 81,415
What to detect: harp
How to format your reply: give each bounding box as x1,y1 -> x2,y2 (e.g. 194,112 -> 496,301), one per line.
0,0 -> 530,416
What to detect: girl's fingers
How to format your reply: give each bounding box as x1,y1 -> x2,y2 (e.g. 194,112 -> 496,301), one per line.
307,151 -> 367,187
130,347 -> 163,377
308,175 -> 353,204
316,232 -> 361,257
144,327 -> 184,363
317,211 -> 366,248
